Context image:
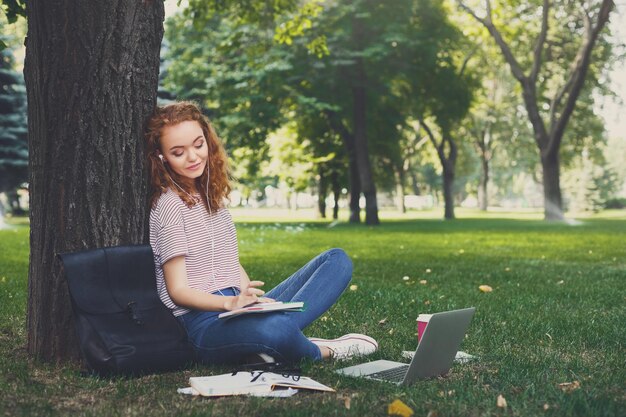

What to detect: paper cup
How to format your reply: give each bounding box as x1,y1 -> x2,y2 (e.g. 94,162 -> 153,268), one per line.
416,314 -> 433,343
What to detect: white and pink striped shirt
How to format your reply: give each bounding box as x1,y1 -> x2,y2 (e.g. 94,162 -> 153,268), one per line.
149,189 -> 241,316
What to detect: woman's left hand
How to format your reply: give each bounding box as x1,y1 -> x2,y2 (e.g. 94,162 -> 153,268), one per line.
240,280 -> 275,303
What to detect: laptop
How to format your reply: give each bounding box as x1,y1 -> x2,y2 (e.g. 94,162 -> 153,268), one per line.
336,307 -> 475,385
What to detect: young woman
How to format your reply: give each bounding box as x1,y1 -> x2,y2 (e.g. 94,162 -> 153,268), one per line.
145,101 -> 377,364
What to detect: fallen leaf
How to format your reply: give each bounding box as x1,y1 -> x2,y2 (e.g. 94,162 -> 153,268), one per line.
378,318 -> 388,325
558,381 -> 581,393
344,396 -> 351,410
388,399 -> 414,417
479,285 -> 493,293
349,284 -> 358,291
496,394 -> 507,408
426,411 -> 438,417
420,280 -> 428,285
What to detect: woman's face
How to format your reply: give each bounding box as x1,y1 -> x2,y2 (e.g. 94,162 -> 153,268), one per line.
159,120 -> 209,180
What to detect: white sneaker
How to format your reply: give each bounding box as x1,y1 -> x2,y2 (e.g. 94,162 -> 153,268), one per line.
309,333 -> 378,360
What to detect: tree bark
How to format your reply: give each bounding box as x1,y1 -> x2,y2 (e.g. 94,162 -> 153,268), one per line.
24,0 -> 164,362
351,14 -> 379,225
352,67 -> 379,225
331,170 -> 340,220
317,166 -> 327,218
394,166 -> 406,213
541,150 -> 563,220
442,162 -> 456,220
324,110 -> 361,223
347,146 -> 361,223
478,156 -> 489,211
421,120 -> 457,220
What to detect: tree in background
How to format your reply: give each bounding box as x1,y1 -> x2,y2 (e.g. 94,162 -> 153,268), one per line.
0,36 -> 27,214
403,0 -> 476,219
458,0 -> 615,220
460,64 -> 527,210
285,0 -> 474,222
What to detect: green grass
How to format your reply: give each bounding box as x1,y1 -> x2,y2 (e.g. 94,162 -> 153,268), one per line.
1,210 -> 625,416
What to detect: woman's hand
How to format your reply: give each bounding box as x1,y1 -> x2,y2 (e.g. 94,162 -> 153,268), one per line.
223,280 -> 275,311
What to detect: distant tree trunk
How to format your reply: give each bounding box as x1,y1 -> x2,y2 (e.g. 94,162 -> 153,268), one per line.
442,164 -> 455,220
331,170 -> 340,220
24,0 -> 164,362
352,19 -> 379,226
394,166 -> 406,213
317,166 -> 327,218
324,110 -> 361,223
421,120 -> 456,220
410,170 -> 420,195
352,81 -> 378,225
348,146 -> 361,223
472,124 -> 492,212
478,156 -> 489,211
541,150 -> 563,220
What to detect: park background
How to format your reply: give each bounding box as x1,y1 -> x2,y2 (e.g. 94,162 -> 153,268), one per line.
1,0 -> 625,416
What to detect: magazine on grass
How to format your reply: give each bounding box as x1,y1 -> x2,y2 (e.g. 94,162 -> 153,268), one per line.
218,301 -> 305,319
189,371 -> 334,397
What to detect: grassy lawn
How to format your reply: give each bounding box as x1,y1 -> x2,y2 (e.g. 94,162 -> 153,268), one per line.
1,209 -> 625,416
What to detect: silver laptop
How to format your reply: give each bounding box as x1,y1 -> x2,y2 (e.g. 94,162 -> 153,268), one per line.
336,307 -> 475,385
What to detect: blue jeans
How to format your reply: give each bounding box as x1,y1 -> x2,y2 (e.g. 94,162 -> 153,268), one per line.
177,248 -> 353,364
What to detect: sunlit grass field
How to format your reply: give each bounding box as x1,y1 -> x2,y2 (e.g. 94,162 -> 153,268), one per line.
1,209 -> 625,416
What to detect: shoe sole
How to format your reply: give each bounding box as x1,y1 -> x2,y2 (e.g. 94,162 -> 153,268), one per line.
309,333 -> 378,349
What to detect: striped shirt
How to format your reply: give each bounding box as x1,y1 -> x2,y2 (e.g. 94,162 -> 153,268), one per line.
149,188 -> 241,316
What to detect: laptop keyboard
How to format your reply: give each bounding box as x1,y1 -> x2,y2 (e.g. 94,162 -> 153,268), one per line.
368,364 -> 410,383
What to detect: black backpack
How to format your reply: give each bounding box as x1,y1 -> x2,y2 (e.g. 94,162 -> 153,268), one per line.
58,244 -> 195,376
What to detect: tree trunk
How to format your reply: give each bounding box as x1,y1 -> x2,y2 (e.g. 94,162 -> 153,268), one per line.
442,164 -> 455,220
352,69 -> 379,225
394,166 -> 406,213
410,170 -> 420,195
478,157 -> 489,211
324,111 -> 361,223
347,151 -> 361,222
317,167 -> 327,219
24,0 -> 164,362
331,170 -> 340,220
421,121 -> 457,220
351,15 -> 379,226
541,150 -> 564,220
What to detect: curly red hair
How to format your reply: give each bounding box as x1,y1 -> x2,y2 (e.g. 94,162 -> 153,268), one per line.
145,102 -> 231,210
